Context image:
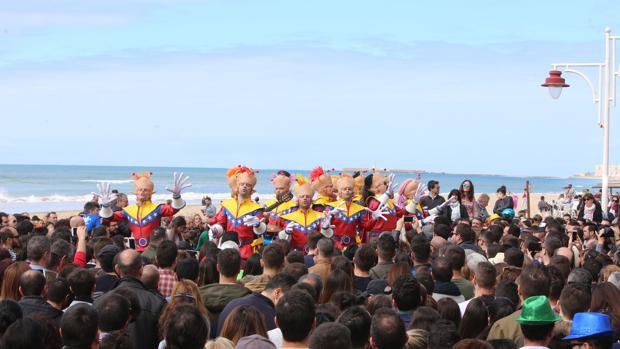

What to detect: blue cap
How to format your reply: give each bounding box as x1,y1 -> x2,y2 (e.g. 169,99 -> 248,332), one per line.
563,313 -> 614,340
501,208 -> 515,218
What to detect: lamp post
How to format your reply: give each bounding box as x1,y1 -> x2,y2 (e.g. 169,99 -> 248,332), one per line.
542,27 -> 618,215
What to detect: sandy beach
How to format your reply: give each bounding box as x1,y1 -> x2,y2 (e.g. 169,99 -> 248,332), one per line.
32,192 -> 564,220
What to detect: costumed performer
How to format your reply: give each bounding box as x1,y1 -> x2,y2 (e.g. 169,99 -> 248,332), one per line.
323,174 -> 366,250
277,175 -> 333,253
95,172 -> 191,252
263,170 -> 297,244
310,166 -> 337,211
208,166 -> 266,259
361,171 -> 406,242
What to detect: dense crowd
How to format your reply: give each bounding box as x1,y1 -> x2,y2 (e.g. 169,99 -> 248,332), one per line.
0,168 -> 619,349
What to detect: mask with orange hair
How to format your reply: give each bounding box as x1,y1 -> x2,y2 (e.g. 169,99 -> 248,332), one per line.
294,175 -> 314,210
227,165 -> 257,199
132,172 -> 154,202
310,166 -> 335,198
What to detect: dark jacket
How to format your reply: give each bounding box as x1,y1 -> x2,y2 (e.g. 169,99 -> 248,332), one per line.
95,277 -> 166,349
577,200 -> 603,223
439,205 -> 469,224
493,196 -> 514,215
216,292 -> 276,336
199,283 -> 251,338
18,296 -> 63,322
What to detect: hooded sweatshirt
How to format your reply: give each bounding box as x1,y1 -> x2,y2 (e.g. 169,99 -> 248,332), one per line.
199,283 -> 251,338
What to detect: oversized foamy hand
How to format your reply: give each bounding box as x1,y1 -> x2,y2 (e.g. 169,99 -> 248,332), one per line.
166,172 -> 192,198
322,202 -> 345,229
366,205 -> 389,221
386,173 -> 398,195
92,182 -> 117,207
284,221 -> 299,234
422,215 -> 436,224
414,184 -> 428,202
243,215 -> 262,227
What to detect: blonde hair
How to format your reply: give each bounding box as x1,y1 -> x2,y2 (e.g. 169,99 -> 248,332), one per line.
404,329 -> 429,349
204,337 -> 235,349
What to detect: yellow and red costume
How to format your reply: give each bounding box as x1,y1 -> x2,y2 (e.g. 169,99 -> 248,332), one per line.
325,200 -> 365,249
105,173 -> 184,251
263,172 -> 297,228
310,166 -> 336,212
209,166 -> 265,259
361,172 -> 406,242
277,209 -> 324,252
276,175 -> 330,253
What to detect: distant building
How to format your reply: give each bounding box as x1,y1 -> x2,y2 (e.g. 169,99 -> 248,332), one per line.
595,165 -> 620,178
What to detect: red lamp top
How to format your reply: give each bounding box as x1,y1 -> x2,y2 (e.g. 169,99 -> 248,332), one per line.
541,70 -> 570,87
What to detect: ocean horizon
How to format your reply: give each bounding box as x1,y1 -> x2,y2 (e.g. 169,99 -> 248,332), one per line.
0,164 -> 602,213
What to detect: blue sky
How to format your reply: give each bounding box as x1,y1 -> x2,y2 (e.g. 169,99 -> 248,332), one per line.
0,0 -> 619,176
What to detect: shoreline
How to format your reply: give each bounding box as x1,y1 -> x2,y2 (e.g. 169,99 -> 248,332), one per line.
28,191 -> 565,220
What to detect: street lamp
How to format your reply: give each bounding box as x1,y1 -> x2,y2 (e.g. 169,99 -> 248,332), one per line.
542,27 -> 618,215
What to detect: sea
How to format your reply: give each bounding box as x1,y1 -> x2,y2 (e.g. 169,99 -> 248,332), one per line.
0,164 -> 601,213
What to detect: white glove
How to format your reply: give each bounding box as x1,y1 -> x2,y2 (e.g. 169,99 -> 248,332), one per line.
284,221 -> 298,234
366,206 -> 389,221
386,173 -> 398,195
165,172 -> 192,198
243,215 -> 262,227
422,215 -> 436,224
322,202 -> 345,229
414,184 -> 427,202
92,182 -> 117,207
278,230 -> 291,241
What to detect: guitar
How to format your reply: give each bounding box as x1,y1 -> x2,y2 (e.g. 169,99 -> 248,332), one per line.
263,192 -> 294,213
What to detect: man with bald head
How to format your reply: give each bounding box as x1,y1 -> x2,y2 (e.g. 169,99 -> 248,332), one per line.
69,216 -> 85,229
95,249 -> 166,349
556,247 -> 575,269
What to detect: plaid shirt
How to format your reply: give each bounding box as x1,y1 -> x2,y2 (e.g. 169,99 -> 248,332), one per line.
157,268 -> 177,298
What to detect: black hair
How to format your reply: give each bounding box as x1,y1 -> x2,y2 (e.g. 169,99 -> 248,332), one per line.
392,275 -> 422,312
496,186 -> 507,195
265,272 -> 296,292
67,268 -> 95,298
309,322 -> 352,349
488,339 -> 517,349
276,289 -> 316,342
376,234 -> 396,260
262,244 -> 285,269
431,256 -> 453,282
164,304 -> 209,349
411,234 -> 430,263
559,283 -> 591,320
445,245 -> 466,270
434,224 -> 451,240
409,306 -> 440,331
370,308 -> 407,349
217,248 -> 241,277
61,304 -> 99,348
428,318 -> 460,349
427,180 -> 439,191
95,293 -> 131,332
504,248 -> 524,268
99,330 -> 133,349
353,244 -> 377,272
0,299 -> 22,335
175,257 -> 199,281
0,318 -> 45,349
362,174 -> 375,205
46,278 -> 70,304
156,240 -> 178,269
518,264 -> 551,299
520,323 -> 555,342
337,306 -> 371,349
459,297 -> 490,339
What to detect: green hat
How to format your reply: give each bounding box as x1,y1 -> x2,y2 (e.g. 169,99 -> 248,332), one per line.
516,296 -> 561,325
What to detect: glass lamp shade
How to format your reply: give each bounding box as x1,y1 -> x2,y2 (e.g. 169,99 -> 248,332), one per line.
548,86 -> 563,99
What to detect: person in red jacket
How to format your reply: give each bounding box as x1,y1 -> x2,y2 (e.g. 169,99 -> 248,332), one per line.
208,166 -> 267,259
361,171 -> 406,243
323,174 -> 366,249
277,175 -> 332,253
95,172 -> 191,252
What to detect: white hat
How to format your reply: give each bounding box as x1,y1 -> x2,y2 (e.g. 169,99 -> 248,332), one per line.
219,240 -> 240,251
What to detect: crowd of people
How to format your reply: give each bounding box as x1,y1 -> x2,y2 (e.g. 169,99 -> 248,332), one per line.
0,166 -> 619,349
